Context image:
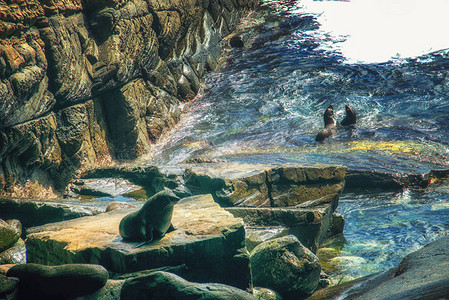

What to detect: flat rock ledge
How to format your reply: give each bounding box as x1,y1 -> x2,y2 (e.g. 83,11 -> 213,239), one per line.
25,194 -> 251,290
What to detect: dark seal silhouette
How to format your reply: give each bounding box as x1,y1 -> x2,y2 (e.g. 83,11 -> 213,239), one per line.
316,105 -> 338,142
341,105 -> 357,126
6,263 -> 108,299
119,190 -> 180,248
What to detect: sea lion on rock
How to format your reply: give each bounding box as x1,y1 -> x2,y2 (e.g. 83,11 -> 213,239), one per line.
6,263 -> 108,299
119,190 -> 180,248
341,105 -> 357,126
315,105 -> 339,142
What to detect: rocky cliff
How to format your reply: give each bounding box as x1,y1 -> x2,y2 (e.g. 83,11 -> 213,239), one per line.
0,0 -> 258,197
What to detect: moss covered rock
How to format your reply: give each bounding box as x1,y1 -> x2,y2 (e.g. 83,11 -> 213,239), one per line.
250,235 -> 321,299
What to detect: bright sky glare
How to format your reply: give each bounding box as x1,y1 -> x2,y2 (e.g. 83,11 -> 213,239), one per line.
297,0 -> 449,63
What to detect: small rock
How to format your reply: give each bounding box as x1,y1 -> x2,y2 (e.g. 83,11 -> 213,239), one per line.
250,235 -> 321,299
0,219 -> 19,252
0,274 -> 18,299
6,263 -> 109,299
0,265 -> 15,275
6,220 -> 22,239
230,35 -> 245,48
105,201 -> 136,212
0,238 -> 26,264
253,287 -> 283,300
120,271 -> 257,300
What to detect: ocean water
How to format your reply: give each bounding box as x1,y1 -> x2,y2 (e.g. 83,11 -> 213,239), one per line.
148,0 -> 449,279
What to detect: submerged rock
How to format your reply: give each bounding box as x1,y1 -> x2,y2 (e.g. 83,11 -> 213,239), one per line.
309,235 -> 449,299
25,194 -> 251,289
120,271 -> 256,300
250,235 -> 321,299
6,263 -> 109,299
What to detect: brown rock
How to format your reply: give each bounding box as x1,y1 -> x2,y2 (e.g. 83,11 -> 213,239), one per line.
25,194 -> 251,289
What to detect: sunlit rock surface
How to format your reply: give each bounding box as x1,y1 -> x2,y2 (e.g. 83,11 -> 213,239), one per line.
25,194 -> 251,289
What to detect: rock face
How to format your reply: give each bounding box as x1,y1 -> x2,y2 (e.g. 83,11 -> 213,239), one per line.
184,163 -> 346,208
120,271 -> 257,300
309,235 -> 449,300
6,263 -> 109,299
25,194 -> 251,290
0,0 -> 259,196
250,235 -> 321,299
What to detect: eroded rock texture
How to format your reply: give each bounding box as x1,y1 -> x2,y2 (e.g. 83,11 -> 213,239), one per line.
0,0 -> 259,196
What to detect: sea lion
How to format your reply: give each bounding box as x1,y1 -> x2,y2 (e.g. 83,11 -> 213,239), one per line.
119,190 -> 180,248
341,105 -> 357,126
315,105 -> 339,142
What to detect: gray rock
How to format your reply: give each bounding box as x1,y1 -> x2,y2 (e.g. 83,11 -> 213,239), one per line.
120,271 -> 257,300
6,263 -> 109,299
0,198 -> 103,228
250,235 -> 321,299
0,238 -> 26,265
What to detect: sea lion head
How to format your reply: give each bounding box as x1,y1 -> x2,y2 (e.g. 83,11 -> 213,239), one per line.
323,105 -> 336,127
152,190 -> 181,206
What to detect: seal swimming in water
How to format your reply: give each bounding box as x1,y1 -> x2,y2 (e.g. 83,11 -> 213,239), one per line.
341,105 -> 357,126
119,190 -> 180,248
316,105 -> 339,142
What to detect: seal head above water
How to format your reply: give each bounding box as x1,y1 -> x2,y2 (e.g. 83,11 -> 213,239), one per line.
119,190 -> 180,248
341,105 -> 357,126
315,105 -> 338,142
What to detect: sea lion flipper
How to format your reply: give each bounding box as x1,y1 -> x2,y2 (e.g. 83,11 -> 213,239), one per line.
134,228 -> 154,248
167,223 -> 177,233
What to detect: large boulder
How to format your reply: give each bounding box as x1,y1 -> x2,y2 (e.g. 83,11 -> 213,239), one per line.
121,271 -> 256,300
6,263 -> 109,299
250,235 -> 321,299
25,194 -> 251,290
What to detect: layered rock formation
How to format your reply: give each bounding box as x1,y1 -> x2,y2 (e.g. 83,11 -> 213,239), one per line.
0,0 -> 259,196
25,194 -> 252,290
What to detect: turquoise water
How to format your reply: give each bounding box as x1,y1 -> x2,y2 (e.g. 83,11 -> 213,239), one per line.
149,0 -> 449,279
336,187 -> 449,278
